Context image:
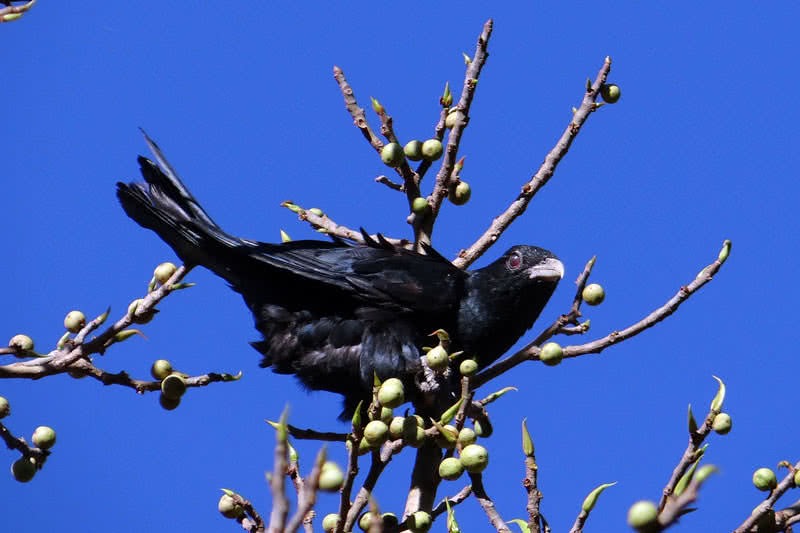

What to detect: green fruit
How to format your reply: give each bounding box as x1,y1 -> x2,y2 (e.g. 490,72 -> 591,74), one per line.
31,426 -> 56,450
411,197 -> 428,214
64,310 -> 86,333
378,378 -> 405,408
712,413 -> 732,435
448,181 -> 471,206
154,262 -> 178,284
322,513 -> 341,532
359,511 -> 377,531
751,507 -> 776,532
161,374 -> 186,400
627,500 -> 658,530
150,359 -> 173,380
218,493 -> 244,519
425,345 -> 448,371
582,283 -> 605,305
127,298 -> 156,324
0,397 -> 9,419
404,140 -> 424,161
379,407 -> 393,425
381,513 -> 399,528
11,457 -> 36,483
407,511 -> 432,533
438,457 -> 464,480
421,139 -> 443,161
460,444 -> 489,473
753,468 -> 777,491
319,462 -> 345,491
381,142 -> 405,167
795,470 -> 800,487
389,416 -> 406,439
457,427 -> 476,447
357,437 -> 372,455
8,334 -> 34,353
159,393 -> 181,410
402,416 -> 426,447
540,342 -> 563,366
435,425 -> 458,449
364,420 -> 389,446
445,109 -> 458,129
459,359 -> 478,377
473,418 -> 493,438
600,83 -> 621,103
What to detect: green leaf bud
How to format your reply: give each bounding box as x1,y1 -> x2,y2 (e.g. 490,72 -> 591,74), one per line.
521,418 -> 534,457
439,398 -> 463,425
308,207 -> 324,217
718,239 -> 731,263
581,481 -> 617,512
687,404 -> 698,434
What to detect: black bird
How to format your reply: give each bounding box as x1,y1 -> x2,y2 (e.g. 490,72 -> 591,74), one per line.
117,134 -> 564,417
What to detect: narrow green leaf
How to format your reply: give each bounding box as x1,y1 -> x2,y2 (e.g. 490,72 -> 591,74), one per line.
581,481 -> 617,512
710,375 -> 726,411
521,418 -> 534,457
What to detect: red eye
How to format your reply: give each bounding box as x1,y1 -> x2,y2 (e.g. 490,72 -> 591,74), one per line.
507,252 -> 522,270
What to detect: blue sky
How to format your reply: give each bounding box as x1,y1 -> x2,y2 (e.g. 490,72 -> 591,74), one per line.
3,3 -> 799,532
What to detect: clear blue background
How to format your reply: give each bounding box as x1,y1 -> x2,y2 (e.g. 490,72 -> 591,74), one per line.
3,3 -> 798,532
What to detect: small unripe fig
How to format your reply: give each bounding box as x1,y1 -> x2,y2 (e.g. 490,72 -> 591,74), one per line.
319,461 -> 345,491
457,427 -> 477,447
11,457 -> 36,483
753,467 -> 777,491
627,500 -> 658,530
389,416 -> 406,439
435,424 -> 458,449
473,418 -> 493,438
795,470 -> 800,487
379,406 -> 393,425
460,444 -> 489,473
32,426 -> 56,450
128,299 -> 156,324
448,181 -> 471,206
402,416 -> 425,447
364,420 -> 389,446
540,342 -> 563,366
64,310 -> 86,333
150,359 -> 174,380
712,413 -> 732,435
459,359 -> 478,376
322,513 -> 341,532
439,456 -> 464,480
159,393 -> 181,410
359,511 -> 377,531
421,139 -> 443,161
381,513 -> 399,528
161,374 -> 186,400
154,262 -> 178,284
425,345 -> 448,371
8,334 -> 34,353
308,207 -> 324,217
218,493 -> 244,519
751,506 -> 777,532
445,109 -> 458,129
357,437 -> 372,455
407,510 -> 432,533
381,142 -> 405,167
0,397 -> 9,419
600,83 -> 621,103
411,197 -> 428,214
582,283 -> 605,305
378,378 -> 405,408
404,140 -> 424,161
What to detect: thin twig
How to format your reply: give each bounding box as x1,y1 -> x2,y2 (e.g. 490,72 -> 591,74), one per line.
430,485 -> 473,519
268,413 -> 290,533
286,448 -> 326,533
0,0 -> 34,22
469,472 -> 511,533
344,440 -> 404,531
453,58 -> 612,269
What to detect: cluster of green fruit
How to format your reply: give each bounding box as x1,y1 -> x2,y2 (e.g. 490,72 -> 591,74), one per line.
538,283 -> 606,367
150,358 -> 189,410
0,397 -> 56,483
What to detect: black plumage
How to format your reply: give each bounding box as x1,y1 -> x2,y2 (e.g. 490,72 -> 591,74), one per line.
117,133 -> 564,417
